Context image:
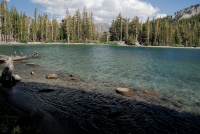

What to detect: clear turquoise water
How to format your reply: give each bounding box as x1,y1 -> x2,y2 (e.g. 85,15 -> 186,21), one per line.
0,44 -> 200,104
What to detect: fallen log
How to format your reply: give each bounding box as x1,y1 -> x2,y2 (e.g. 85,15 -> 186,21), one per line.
11,56 -> 28,61
0,55 -> 27,63
0,55 -> 10,63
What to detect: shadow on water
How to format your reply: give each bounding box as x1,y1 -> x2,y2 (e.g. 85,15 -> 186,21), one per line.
7,81 -> 200,134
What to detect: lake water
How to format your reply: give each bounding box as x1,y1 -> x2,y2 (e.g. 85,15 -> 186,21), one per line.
0,44 -> 200,105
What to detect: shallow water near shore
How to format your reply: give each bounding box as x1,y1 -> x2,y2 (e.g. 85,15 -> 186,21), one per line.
0,44 -> 200,110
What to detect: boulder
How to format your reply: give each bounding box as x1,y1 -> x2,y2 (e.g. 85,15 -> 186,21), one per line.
31,71 -> 36,75
116,88 -> 133,97
46,74 -> 58,79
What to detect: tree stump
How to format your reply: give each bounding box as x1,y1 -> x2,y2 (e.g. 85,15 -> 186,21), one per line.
0,57 -> 21,88
1,58 -> 14,88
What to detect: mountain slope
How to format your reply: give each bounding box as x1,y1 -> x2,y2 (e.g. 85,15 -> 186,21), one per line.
173,4 -> 200,19
95,23 -> 110,34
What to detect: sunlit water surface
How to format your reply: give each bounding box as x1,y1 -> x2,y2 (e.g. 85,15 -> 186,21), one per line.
0,44 -> 200,105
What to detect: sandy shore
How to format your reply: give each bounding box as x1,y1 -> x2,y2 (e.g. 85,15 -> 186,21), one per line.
0,42 -> 88,45
0,59 -> 200,134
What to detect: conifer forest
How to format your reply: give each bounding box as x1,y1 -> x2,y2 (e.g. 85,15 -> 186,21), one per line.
0,0 -> 199,47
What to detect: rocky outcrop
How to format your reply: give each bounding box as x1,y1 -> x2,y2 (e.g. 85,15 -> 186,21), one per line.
173,4 -> 200,20
95,23 -> 110,34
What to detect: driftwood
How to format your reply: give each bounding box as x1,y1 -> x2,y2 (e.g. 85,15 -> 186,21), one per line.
11,56 -> 27,61
0,55 -> 10,63
0,55 -> 27,63
0,51 -> 40,63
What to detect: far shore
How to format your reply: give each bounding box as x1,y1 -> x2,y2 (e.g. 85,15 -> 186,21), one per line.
0,41 -> 200,49
133,45 -> 200,49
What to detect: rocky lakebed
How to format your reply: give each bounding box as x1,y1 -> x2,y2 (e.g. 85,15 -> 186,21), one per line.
0,59 -> 200,134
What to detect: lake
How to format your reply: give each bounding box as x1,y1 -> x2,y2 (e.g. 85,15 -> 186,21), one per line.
0,44 -> 200,106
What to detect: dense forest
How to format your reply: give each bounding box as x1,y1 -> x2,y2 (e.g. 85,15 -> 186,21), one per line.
109,4 -> 200,47
0,0 -> 98,43
0,0 -> 199,47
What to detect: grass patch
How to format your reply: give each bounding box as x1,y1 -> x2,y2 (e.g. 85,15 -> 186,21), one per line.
0,116 -> 41,134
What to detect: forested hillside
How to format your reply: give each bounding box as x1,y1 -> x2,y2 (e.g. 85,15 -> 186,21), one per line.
0,0 -> 98,43
109,4 -> 200,47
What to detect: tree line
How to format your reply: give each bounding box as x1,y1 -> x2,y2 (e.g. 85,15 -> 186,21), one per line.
0,0 -> 199,47
0,0 -> 98,43
108,10 -> 200,47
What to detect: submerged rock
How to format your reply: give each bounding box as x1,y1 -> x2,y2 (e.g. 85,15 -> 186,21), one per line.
46,74 -> 58,79
26,63 -> 37,67
71,77 -> 81,82
116,88 -> 133,97
31,53 -> 40,58
143,89 -> 158,96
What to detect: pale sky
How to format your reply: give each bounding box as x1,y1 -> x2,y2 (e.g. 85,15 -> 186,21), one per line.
7,0 -> 200,23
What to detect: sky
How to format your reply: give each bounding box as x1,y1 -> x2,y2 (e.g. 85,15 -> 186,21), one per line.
6,0 -> 200,23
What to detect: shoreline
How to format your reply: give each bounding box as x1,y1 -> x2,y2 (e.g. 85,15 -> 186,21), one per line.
0,42 -> 200,49
0,59 -> 200,133
134,45 -> 200,49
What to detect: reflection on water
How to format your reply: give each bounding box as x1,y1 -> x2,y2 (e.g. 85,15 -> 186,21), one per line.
0,44 -> 200,105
